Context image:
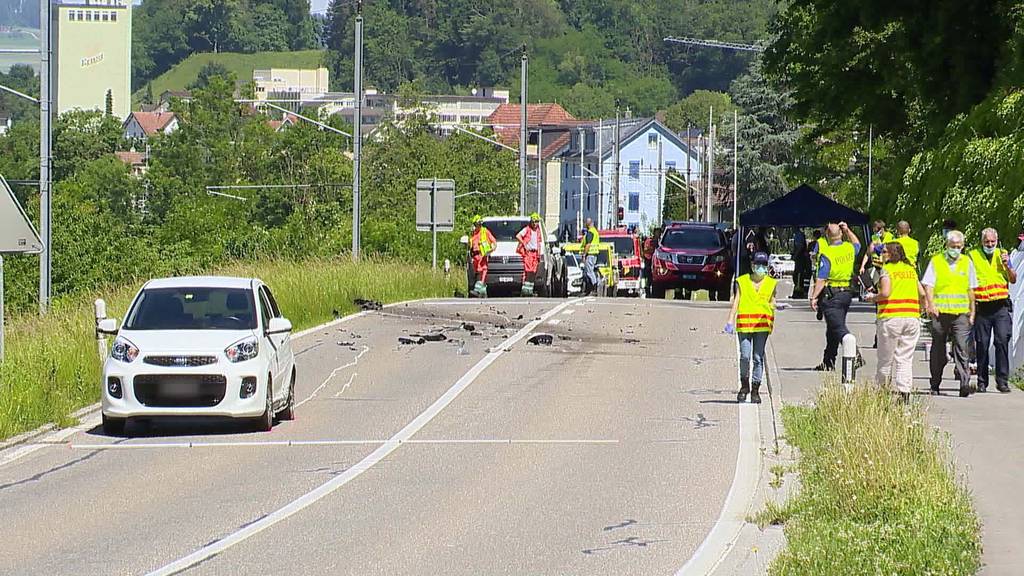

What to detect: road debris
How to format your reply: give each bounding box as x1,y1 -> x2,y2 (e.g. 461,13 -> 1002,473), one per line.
527,334 -> 554,346
398,336 -> 425,345
354,298 -> 383,311
337,341 -> 355,347
461,323 -> 476,332
411,332 -> 447,342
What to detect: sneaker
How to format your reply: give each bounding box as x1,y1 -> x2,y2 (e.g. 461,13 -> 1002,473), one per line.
930,387 -> 941,396
959,386 -> 972,398
997,384 -> 1011,394
813,363 -> 835,371
750,389 -> 762,404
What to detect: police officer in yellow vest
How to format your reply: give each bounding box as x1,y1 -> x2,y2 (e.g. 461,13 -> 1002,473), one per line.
894,220 -> 919,268
580,218 -> 601,296
969,228 -> 1017,393
809,222 -> 862,371
863,242 -> 925,402
922,230 -> 978,397
726,252 -> 777,404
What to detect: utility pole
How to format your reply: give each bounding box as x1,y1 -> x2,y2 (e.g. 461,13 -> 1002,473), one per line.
657,135 -> 664,225
867,124 -> 873,209
519,46 -> 528,217
352,5 -> 363,260
707,106 -> 714,223
733,110 -> 738,228
612,107 -> 621,227
536,127 -> 543,216
39,0 -> 52,313
597,119 -> 603,228
577,127 -> 584,232
685,126 -> 691,221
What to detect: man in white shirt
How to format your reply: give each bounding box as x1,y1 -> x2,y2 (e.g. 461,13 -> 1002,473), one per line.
921,230 -> 978,397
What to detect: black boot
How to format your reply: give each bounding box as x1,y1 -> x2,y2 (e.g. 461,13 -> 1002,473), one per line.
750,382 -> 762,404
737,378 -> 750,403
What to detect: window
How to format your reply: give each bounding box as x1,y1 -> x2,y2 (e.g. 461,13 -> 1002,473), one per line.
101,12 -> 109,21
111,11 -> 116,21
648,133 -> 659,149
67,12 -> 73,20
261,286 -> 282,317
586,132 -> 595,150
564,188 -> 568,209
628,192 -> 640,212
258,291 -> 272,329
629,160 -> 641,180
124,288 -> 257,331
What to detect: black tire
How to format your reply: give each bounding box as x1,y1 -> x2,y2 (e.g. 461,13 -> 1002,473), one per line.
102,414 -> 126,436
278,370 -> 296,421
651,283 -> 667,299
254,377 -> 274,432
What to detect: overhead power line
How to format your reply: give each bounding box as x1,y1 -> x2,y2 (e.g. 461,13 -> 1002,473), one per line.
663,36 -> 765,53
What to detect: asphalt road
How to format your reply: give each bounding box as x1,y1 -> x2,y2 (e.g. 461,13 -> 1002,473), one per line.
0,297 -> 743,576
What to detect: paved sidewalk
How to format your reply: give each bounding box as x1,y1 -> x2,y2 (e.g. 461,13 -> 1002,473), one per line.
769,296 -> 1024,576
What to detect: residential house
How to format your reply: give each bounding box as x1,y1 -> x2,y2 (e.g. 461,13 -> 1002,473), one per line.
114,149 -> 148,177
0,112 -> 10,136
266,114 -> 298,132
484,103 -> 584,234
123,111 -> 179,141
557,117 -> 704,237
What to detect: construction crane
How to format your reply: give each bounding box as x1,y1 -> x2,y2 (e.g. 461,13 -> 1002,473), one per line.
663,36 -> 765,53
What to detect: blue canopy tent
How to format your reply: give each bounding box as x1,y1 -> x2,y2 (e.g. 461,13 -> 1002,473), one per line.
736,184 -> 871,293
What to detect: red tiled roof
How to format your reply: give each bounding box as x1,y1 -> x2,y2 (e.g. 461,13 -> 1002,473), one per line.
114,151 -> 146,165
128,112 -> 176,135
540,132 -> 571,160
486,103 -> 581,148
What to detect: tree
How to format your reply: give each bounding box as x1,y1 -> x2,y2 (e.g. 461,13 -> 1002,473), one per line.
189,62 -> 232,90
105,89 -> 114,116
664,91 -> 737,133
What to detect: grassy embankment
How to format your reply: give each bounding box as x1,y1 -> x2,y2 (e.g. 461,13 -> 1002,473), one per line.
764,384 -> 982,575
0,258 -> 460,441
133,50 -> 325,103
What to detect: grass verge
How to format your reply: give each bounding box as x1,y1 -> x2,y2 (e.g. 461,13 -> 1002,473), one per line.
768,384 -> 982,575
0,258 -> 460,441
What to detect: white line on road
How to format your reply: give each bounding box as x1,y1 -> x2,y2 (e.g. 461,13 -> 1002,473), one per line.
334,373 -> 358,397
295,346 -> 369,408
69,438 -> 619,450
146,297 -> 582,576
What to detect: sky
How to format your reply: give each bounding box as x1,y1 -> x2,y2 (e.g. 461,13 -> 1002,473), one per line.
310,0 -> 329,14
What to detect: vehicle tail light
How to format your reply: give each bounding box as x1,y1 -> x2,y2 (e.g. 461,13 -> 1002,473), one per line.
240,377 -> 258,399
107,377 -> 123,399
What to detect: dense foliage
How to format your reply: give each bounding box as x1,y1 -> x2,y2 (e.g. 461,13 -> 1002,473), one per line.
0,74 -> 518,313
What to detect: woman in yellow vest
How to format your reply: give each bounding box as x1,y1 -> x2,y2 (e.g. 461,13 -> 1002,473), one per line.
726,252 -> 777,404
863,242 -> 925,402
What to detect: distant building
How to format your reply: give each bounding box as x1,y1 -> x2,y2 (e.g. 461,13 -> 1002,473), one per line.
123,111 -> 178,140
254,68 -> 329,102
0,112 -> 10,136
114,149 -> 147,177
53,0 -> 132,119
266,114 -> 298,132
557,117 -> 704,236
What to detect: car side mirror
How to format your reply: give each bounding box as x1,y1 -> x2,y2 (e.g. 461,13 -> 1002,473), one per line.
459,235 -> 469,245
96,317 -> 119,336
266,317 -> 293,335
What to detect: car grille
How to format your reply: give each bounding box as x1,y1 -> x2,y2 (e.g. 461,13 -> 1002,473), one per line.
134,375 -> 227,407
143,355 -> 218,367
675,254 -> 706,265
487,254 -> 525,274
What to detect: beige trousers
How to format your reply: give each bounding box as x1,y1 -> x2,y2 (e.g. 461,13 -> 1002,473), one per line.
876,317 -> 921,393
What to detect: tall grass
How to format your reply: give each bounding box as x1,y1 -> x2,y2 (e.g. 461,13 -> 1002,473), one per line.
771,385 -> 982,575
0,258 -> 460,441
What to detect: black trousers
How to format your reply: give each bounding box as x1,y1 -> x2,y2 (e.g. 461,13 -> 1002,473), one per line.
820,290 -> 853,367
975,300 -> 1013,389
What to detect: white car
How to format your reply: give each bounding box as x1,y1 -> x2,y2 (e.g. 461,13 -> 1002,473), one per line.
97,276 -> 296,436
563,252 -> 584,295
768,254 -> 795,277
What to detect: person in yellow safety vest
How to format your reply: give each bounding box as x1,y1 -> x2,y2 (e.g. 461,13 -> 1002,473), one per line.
922,229 -> 977,397
863,242 -> 925,403
469,215 -> 497,298
580,217 -> 601,296
726,252 -> 777,404
969,227 -> 1018,393
862,219 -> 895,274
894,220 -> 919,269
809,221 -> 862,371
516,213 -> 543,297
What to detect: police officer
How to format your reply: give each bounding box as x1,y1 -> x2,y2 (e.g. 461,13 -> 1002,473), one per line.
894,220 -> 919,269
726,252 -> 777,404
580,218 -> 601,296
969,228 -> 1017,393
810,222 -> 862,371
922,230 -> 977,397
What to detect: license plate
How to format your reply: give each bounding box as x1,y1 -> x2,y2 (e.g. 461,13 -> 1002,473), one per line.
498,276 -> 515,283
681,274 -> 698,280
618,280 -> 639,289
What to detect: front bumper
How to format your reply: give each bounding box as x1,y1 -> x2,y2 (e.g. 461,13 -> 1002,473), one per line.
102,358 -> 269,419
652,265 -> 730,289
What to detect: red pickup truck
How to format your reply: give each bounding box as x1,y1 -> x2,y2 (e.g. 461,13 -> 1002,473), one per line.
599,229 -> 644,297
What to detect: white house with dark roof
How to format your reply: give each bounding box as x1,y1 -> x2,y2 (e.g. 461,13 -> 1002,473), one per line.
557,117 -> 704,237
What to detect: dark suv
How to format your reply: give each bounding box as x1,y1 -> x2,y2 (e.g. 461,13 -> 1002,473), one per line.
650,222 -> 733,300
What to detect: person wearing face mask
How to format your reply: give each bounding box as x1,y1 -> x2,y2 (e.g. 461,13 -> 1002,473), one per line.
922,230 -> 978,396
726,252 -> 777,404
968,228 -> 1017,393
863,242 -> 925,402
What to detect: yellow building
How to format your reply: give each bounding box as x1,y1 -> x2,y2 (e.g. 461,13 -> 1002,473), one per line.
253,68 -> 329,101
53,0 -> 132,119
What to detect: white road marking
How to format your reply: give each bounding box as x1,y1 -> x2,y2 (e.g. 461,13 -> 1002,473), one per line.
69,438 -> 618,450
295,346 -> 369,408
146,298 -> 582,576
548,319 -> 562,326
334,373 -> 358,397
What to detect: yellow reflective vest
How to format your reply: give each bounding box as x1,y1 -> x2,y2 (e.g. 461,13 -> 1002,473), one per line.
930,254 -> 971,314
969,249 -> 1010,303
820,242 -> 856,287
877,262 -> 920,319
736,274 -> 777,333
895,235 -> 919,268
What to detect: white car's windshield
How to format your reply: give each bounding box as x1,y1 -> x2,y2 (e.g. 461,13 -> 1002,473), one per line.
482,219 -> 531,241
125,287 -> 258,330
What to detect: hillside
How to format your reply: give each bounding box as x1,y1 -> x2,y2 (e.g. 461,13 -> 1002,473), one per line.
133,49 -> 325,103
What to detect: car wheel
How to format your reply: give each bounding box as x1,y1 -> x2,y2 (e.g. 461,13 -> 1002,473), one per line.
716,287 -> 731,302
102,414 -> 126,436
651,283 -> 667,299
277,369 -> 296,421
254,376 -> 274,432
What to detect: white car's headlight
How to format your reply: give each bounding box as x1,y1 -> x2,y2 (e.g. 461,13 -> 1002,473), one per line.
225,337 -> 259,363
111,337 -> 139,363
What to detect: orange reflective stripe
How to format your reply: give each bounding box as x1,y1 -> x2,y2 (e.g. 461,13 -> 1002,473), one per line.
875,298 -> 919,305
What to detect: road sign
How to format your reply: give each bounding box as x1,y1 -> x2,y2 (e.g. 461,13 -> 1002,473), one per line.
0,174 -> 43,254
416,178 -> 455,232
